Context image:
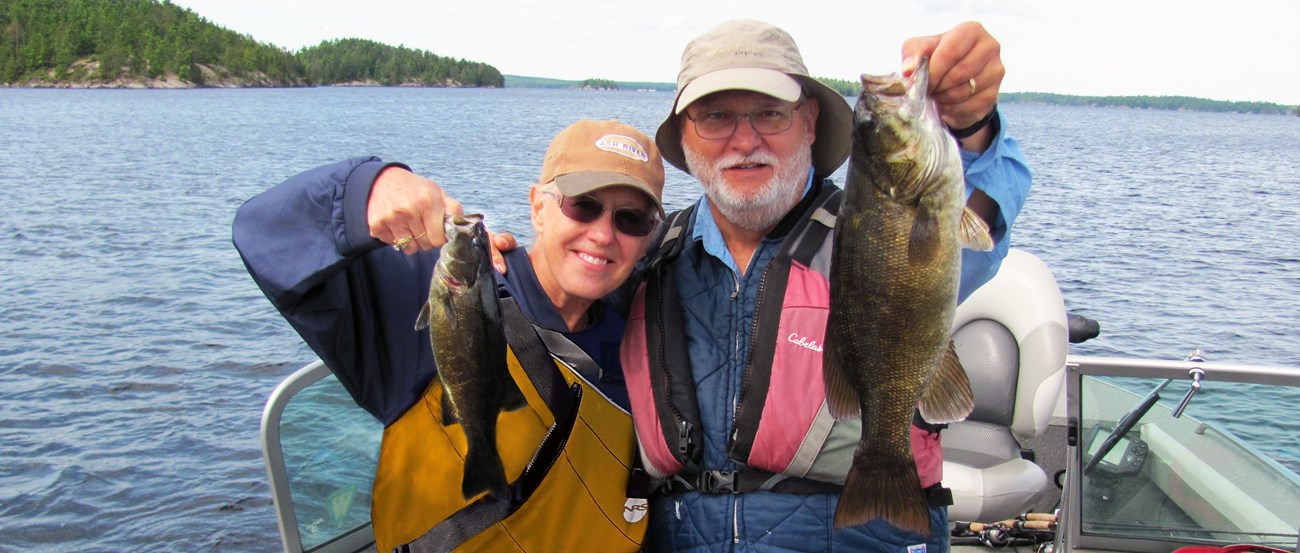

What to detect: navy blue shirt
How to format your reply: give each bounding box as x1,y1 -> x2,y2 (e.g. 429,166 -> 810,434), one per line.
498,248 -> 629,410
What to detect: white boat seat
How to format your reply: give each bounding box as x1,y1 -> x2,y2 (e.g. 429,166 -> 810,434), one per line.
942,249 -> 1069,523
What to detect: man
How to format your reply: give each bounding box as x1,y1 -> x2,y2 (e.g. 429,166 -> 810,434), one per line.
618,19 -> 1031,552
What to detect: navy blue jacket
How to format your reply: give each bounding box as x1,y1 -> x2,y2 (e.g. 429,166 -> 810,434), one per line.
233,157 -> 628,424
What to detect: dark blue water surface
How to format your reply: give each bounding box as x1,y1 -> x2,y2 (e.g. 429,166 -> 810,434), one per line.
1,87 -> 1297,551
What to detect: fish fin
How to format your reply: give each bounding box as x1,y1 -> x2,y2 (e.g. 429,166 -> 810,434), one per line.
461,443 -> 509,501
959,207 -> 994,251
439,393 -> 459,425
918,340 -> 975,424
415,300 -> 432,331
907,208 -> 941,264
435,376 -> 460,425
822,340 -> 860,420
834,451 -> 931,536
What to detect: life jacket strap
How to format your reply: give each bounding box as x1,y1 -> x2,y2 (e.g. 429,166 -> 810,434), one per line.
657,470 -> 953,507
912,410 -> 949,434
657,469 -> 840,496
645,205 -> 696,269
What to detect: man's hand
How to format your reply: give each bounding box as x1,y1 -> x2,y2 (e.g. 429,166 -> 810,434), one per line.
367,166 -> 463,252
902,21 -> 1003,151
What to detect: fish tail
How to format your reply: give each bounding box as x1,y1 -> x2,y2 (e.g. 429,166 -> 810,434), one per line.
461,443 -> 509,500
834,454 -> 931,536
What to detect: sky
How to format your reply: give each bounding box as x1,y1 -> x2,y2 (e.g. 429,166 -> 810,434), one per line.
167,0 -> 1299,106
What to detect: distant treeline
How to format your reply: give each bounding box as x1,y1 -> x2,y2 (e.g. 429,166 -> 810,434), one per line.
812,79 -> 1295,116
0,0 -> 502,87
578,78 -> 616,90
1000,92 -> 1296,116
298,38 -> 501,87
816,77 -> 859,97
504,74 -> 673,91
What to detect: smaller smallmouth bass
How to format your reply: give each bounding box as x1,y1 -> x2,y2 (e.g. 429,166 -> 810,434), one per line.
416,214 -> 527,501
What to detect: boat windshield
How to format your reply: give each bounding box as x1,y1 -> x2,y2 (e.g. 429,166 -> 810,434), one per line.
1070,359 -> 1300,552
264,362 -> 381,552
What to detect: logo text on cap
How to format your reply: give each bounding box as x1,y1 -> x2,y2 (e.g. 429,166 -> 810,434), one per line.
595,134 -> 649,162
709,45 -> 764,58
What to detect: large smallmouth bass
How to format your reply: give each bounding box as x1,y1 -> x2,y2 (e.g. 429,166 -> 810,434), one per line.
416,214 -> 527,501
824,60 -> 993,534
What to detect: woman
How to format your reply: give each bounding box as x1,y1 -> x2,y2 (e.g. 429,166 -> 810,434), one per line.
233,119 -> 664,552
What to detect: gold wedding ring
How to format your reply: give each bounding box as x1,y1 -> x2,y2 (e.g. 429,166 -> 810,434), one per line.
391,231 -> 427,251
969,78 -> 977,97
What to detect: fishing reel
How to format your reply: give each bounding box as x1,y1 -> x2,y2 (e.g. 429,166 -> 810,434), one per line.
952,512 -> 1058,550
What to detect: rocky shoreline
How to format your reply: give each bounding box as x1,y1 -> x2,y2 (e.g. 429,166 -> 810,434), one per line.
1,59 -> 308,89
3,77 -> 485,89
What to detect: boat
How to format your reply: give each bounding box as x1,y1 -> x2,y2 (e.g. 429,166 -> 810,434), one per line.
259,249 -> 1300,552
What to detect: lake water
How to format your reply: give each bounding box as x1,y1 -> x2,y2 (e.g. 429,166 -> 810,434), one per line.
1,87 -> 1297,551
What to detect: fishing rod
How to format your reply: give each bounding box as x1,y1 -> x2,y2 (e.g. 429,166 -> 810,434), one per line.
952,512 -> 1058,550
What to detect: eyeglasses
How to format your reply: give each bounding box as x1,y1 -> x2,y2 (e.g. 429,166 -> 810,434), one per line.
543,191 -> 658,237
684,101 -> 805,140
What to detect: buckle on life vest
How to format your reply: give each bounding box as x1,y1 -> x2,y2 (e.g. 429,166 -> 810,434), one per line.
697,470 -> 736,493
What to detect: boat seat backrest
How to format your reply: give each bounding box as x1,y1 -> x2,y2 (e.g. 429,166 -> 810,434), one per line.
950,249 -> 1069,442
952,319 -> 1019,428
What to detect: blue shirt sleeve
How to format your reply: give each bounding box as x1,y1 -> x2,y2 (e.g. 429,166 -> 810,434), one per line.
233,157 -> 439,425
956,112 -> 1032,303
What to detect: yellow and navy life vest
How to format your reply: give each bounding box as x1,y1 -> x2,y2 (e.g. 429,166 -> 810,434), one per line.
371,297 -> 649,553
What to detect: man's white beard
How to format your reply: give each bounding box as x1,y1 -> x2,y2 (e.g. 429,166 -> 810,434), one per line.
683,135 -> 813,233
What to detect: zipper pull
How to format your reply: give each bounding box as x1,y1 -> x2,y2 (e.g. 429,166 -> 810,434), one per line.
677,419 -> 695,461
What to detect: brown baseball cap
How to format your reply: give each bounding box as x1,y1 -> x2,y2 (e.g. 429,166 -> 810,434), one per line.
540,119 -> 666,216
656,19 -> 853,181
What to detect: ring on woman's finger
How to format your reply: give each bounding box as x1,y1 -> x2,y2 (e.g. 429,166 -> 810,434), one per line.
969,78 -> 977,97
391,231 -> 428,251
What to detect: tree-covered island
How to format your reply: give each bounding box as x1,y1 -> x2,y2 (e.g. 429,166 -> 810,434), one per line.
0,0 -> 501,88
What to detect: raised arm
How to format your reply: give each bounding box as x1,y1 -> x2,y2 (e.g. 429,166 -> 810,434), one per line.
232,157 -> 445,424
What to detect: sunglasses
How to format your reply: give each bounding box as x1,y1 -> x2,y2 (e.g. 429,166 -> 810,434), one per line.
543,191 -> 658,237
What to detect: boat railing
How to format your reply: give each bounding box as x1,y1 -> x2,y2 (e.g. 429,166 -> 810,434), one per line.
262,360 -> 378,553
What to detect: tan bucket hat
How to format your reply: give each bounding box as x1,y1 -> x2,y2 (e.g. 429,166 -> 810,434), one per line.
655,19 -> 853,181
540,119 -> 666,216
